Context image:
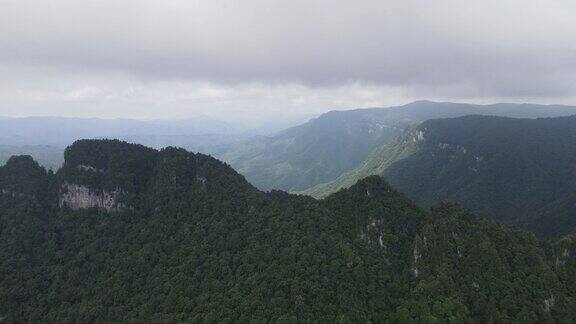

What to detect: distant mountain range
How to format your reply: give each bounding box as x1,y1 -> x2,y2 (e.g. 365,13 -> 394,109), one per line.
3,101 -> 576,193
0,116 -> 258,168
1,139 -> 576,322
4,103 -> 575,239
0,116 -> 241,146
219,101 -> 576,192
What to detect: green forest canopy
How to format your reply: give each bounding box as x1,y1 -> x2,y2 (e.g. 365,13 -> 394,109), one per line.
1,139 -> 575,322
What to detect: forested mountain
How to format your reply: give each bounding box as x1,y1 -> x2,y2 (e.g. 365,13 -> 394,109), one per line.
3,101 -> 576,192
1,139 -> 576,322
218,101 -> 576,192
306,115 -> 576,238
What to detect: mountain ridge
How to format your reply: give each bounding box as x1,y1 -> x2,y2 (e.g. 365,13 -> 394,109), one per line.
1,139 -> 576,321
305,114 -> 576,238
219,101 -> 576,192
3,101 -> 576,192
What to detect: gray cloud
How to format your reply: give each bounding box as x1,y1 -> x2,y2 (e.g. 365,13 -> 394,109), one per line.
0,0 -> 575,121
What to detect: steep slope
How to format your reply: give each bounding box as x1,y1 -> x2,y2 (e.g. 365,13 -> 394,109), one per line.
219,101 -> 576,192
411,204 -> 574,322
1,140 -> 576,322
303,127 -> 422,197
0,140 -> 419,322
307,115 -> 576,238
219,109 -> 404,192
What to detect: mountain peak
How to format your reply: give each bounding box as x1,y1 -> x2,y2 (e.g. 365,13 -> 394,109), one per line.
4,154 -> 40,170
58,139 -> 255,212
3,138 -> 576,322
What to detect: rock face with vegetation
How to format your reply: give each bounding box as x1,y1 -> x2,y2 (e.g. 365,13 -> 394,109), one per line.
305,115 -> 576,239
59,182 -> 126,212
1,139 -> 576,322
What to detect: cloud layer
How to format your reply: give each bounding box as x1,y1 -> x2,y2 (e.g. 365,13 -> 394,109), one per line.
1,0 -> 575,122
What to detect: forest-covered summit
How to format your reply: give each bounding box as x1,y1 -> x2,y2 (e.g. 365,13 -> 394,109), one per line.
1,139 -> 576,322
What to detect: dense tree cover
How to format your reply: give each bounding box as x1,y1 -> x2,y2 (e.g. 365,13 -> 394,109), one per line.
220,101 -> 576,192
306,115 -> 576,239
1,140 -> 575,322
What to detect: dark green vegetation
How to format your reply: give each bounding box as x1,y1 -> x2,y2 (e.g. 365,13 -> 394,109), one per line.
306,115 -> 576,238
219,101 -> 576,192
1,139 -> 576,322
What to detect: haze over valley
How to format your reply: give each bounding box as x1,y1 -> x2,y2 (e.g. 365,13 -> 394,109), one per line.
2,0 -> 576,322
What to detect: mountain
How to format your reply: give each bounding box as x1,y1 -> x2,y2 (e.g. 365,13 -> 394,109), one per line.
218,101 -> 576,192
305,115 -> 576,238
218,109 -> 404,192
0,116 -> 259,170
1,139 -> 576,322
3,102 -> 576,192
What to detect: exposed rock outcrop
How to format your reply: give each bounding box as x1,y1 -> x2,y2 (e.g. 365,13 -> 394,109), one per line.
544,295 -> 556,312
59,182 -> 125,212
77,164 -> 104,173
360,218 -> 386,250
412,243 -> 421,278
413,130 -> 425,142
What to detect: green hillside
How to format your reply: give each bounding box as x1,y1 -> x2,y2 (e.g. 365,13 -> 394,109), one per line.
302,127 -> 422,197
306,115 -> 576,238
1,140 -> 575,322
218,101 -> 576,192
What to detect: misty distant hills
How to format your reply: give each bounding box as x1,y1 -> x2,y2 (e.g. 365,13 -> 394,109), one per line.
0,116 -> 256,168
305,114 -> 576,238
3,101 -> 576,194
0,116 -> 239,147
219,101 -> 576,192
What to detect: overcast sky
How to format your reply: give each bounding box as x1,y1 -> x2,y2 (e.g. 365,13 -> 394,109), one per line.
1,0 -> 575,126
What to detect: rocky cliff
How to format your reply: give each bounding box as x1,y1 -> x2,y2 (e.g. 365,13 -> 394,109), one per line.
59,182 -> 125,212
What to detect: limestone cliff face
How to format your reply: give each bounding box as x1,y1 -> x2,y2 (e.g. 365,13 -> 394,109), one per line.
59,182 -> 125,212
555,236 -> 576,269
55,139 -> 239,213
